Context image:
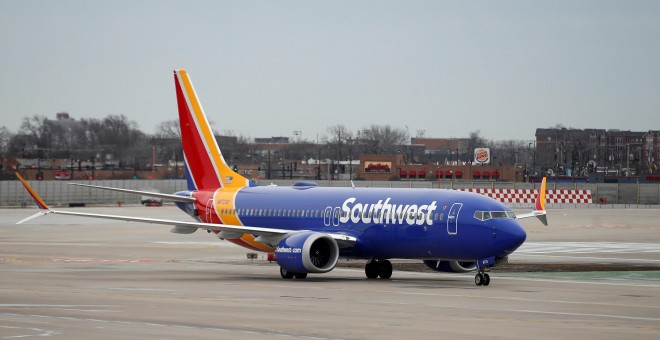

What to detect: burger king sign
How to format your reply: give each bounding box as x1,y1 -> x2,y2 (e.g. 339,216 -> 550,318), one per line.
474,148 -> 491,165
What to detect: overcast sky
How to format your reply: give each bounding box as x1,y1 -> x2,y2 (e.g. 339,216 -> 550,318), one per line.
1,1 -> 658,142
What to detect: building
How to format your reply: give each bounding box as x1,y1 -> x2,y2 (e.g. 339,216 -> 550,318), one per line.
358,154 -> 518,182
535,127 -> 658,176
410,138 -> 469,165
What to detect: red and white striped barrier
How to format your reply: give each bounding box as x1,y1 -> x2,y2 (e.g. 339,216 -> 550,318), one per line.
458,188 -> 592,204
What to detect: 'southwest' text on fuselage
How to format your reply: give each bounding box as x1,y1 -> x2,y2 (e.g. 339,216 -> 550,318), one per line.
339,197 -> 438,226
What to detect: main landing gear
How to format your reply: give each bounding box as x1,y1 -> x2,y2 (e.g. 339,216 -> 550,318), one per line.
474,271 -> 490,286
280,267 -> 307,280
365,259 -> 392,279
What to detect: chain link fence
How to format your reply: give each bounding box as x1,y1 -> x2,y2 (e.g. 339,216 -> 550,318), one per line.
2,179 -> 658,207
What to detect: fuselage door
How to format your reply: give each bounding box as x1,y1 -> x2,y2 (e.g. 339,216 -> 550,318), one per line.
323,207 -> 332,226
447,203 -> 462,235
332,207 -> 341,226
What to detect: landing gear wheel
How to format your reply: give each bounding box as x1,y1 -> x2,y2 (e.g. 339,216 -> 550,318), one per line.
482,273 -> 490,286
280,267 -> 294,279
365,260 -> 380,279
294,273 -> 308,279
474,273 -> 483,286
378,260 -> 393,279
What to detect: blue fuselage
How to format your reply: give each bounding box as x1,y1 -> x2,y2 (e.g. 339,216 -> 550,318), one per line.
177,185 -> 527,262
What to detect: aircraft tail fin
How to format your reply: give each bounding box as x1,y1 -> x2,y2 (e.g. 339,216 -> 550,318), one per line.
173,69 -> 250,191
15,172 -> 53,224
516,177 -> 548,226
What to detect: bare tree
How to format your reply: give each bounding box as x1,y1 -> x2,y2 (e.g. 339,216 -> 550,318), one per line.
8,115 -> 70,158
0,126 -> 11,168
323,124 -> 353,161
490,139 -> 528,166
71,115 -> 146,166
155,119 -> 181,139
360,124 -> 407,155
465,130 -> 487,159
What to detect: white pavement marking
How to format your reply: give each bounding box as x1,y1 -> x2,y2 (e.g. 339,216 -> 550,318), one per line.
0,324 -> 60,338
0,313 -> 344,340
519,242 -> 660,254
513,253 -> 660,263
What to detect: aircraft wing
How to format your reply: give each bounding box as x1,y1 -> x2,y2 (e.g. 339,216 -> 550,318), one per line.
16,173 -> 356,247
67,183 -> 196,203
515,177 -> 548,226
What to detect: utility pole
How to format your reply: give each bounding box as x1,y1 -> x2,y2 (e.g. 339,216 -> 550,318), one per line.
317,147 -> 321,180
267,149 -> 271,180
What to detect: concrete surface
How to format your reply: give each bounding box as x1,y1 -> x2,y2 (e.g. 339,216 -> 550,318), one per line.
1,206 -> 659,339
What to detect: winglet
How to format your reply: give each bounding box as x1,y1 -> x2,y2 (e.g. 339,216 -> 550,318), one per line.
16,172 -> 49,210
532,177 -> 548,226
15,172 -> 53,224
535,177 -> 547,212
516,177 -> 548,226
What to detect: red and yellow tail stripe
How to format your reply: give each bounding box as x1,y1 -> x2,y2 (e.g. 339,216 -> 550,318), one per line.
213,188 -> 274,252
15,172 -> 49,210
174,69 -> 249,190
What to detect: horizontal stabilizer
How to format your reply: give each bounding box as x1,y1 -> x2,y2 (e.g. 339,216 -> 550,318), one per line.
16,210 -> 51,225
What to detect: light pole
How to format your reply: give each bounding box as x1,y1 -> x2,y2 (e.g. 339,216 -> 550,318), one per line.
316,147 -> 321,180
34,145 -> 41,180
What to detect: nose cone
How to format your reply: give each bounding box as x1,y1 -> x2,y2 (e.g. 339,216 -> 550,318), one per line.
498,221 -> 527,255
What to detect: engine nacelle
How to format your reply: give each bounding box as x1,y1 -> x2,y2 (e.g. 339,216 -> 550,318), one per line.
275,232 -> 339,274
423,260 -> 477,273
170,225 -> 197,234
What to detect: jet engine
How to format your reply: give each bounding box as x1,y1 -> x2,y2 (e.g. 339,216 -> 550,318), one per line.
423,260 -> 477,273
275,232 -> 339,274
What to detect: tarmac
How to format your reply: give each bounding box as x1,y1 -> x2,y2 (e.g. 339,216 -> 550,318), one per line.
1,206 -> 659,339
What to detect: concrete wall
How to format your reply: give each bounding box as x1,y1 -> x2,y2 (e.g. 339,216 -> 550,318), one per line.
1,179 -> 658,207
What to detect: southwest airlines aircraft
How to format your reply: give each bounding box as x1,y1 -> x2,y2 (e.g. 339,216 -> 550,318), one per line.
17,70 -> 548,286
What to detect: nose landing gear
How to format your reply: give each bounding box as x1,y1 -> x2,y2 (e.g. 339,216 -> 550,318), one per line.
474,256 -> 495,286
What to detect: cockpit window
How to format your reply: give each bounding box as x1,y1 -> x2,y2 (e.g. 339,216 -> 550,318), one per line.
474,210 -> 515,221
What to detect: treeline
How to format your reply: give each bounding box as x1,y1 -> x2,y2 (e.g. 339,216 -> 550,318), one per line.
1,114 -> 147,167
0,113 -> 536,169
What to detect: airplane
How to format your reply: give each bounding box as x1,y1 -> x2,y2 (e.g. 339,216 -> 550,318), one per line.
16,69 -> 548,286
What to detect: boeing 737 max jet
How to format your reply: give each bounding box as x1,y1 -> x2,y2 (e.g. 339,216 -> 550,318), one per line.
16,69 -> 548,286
